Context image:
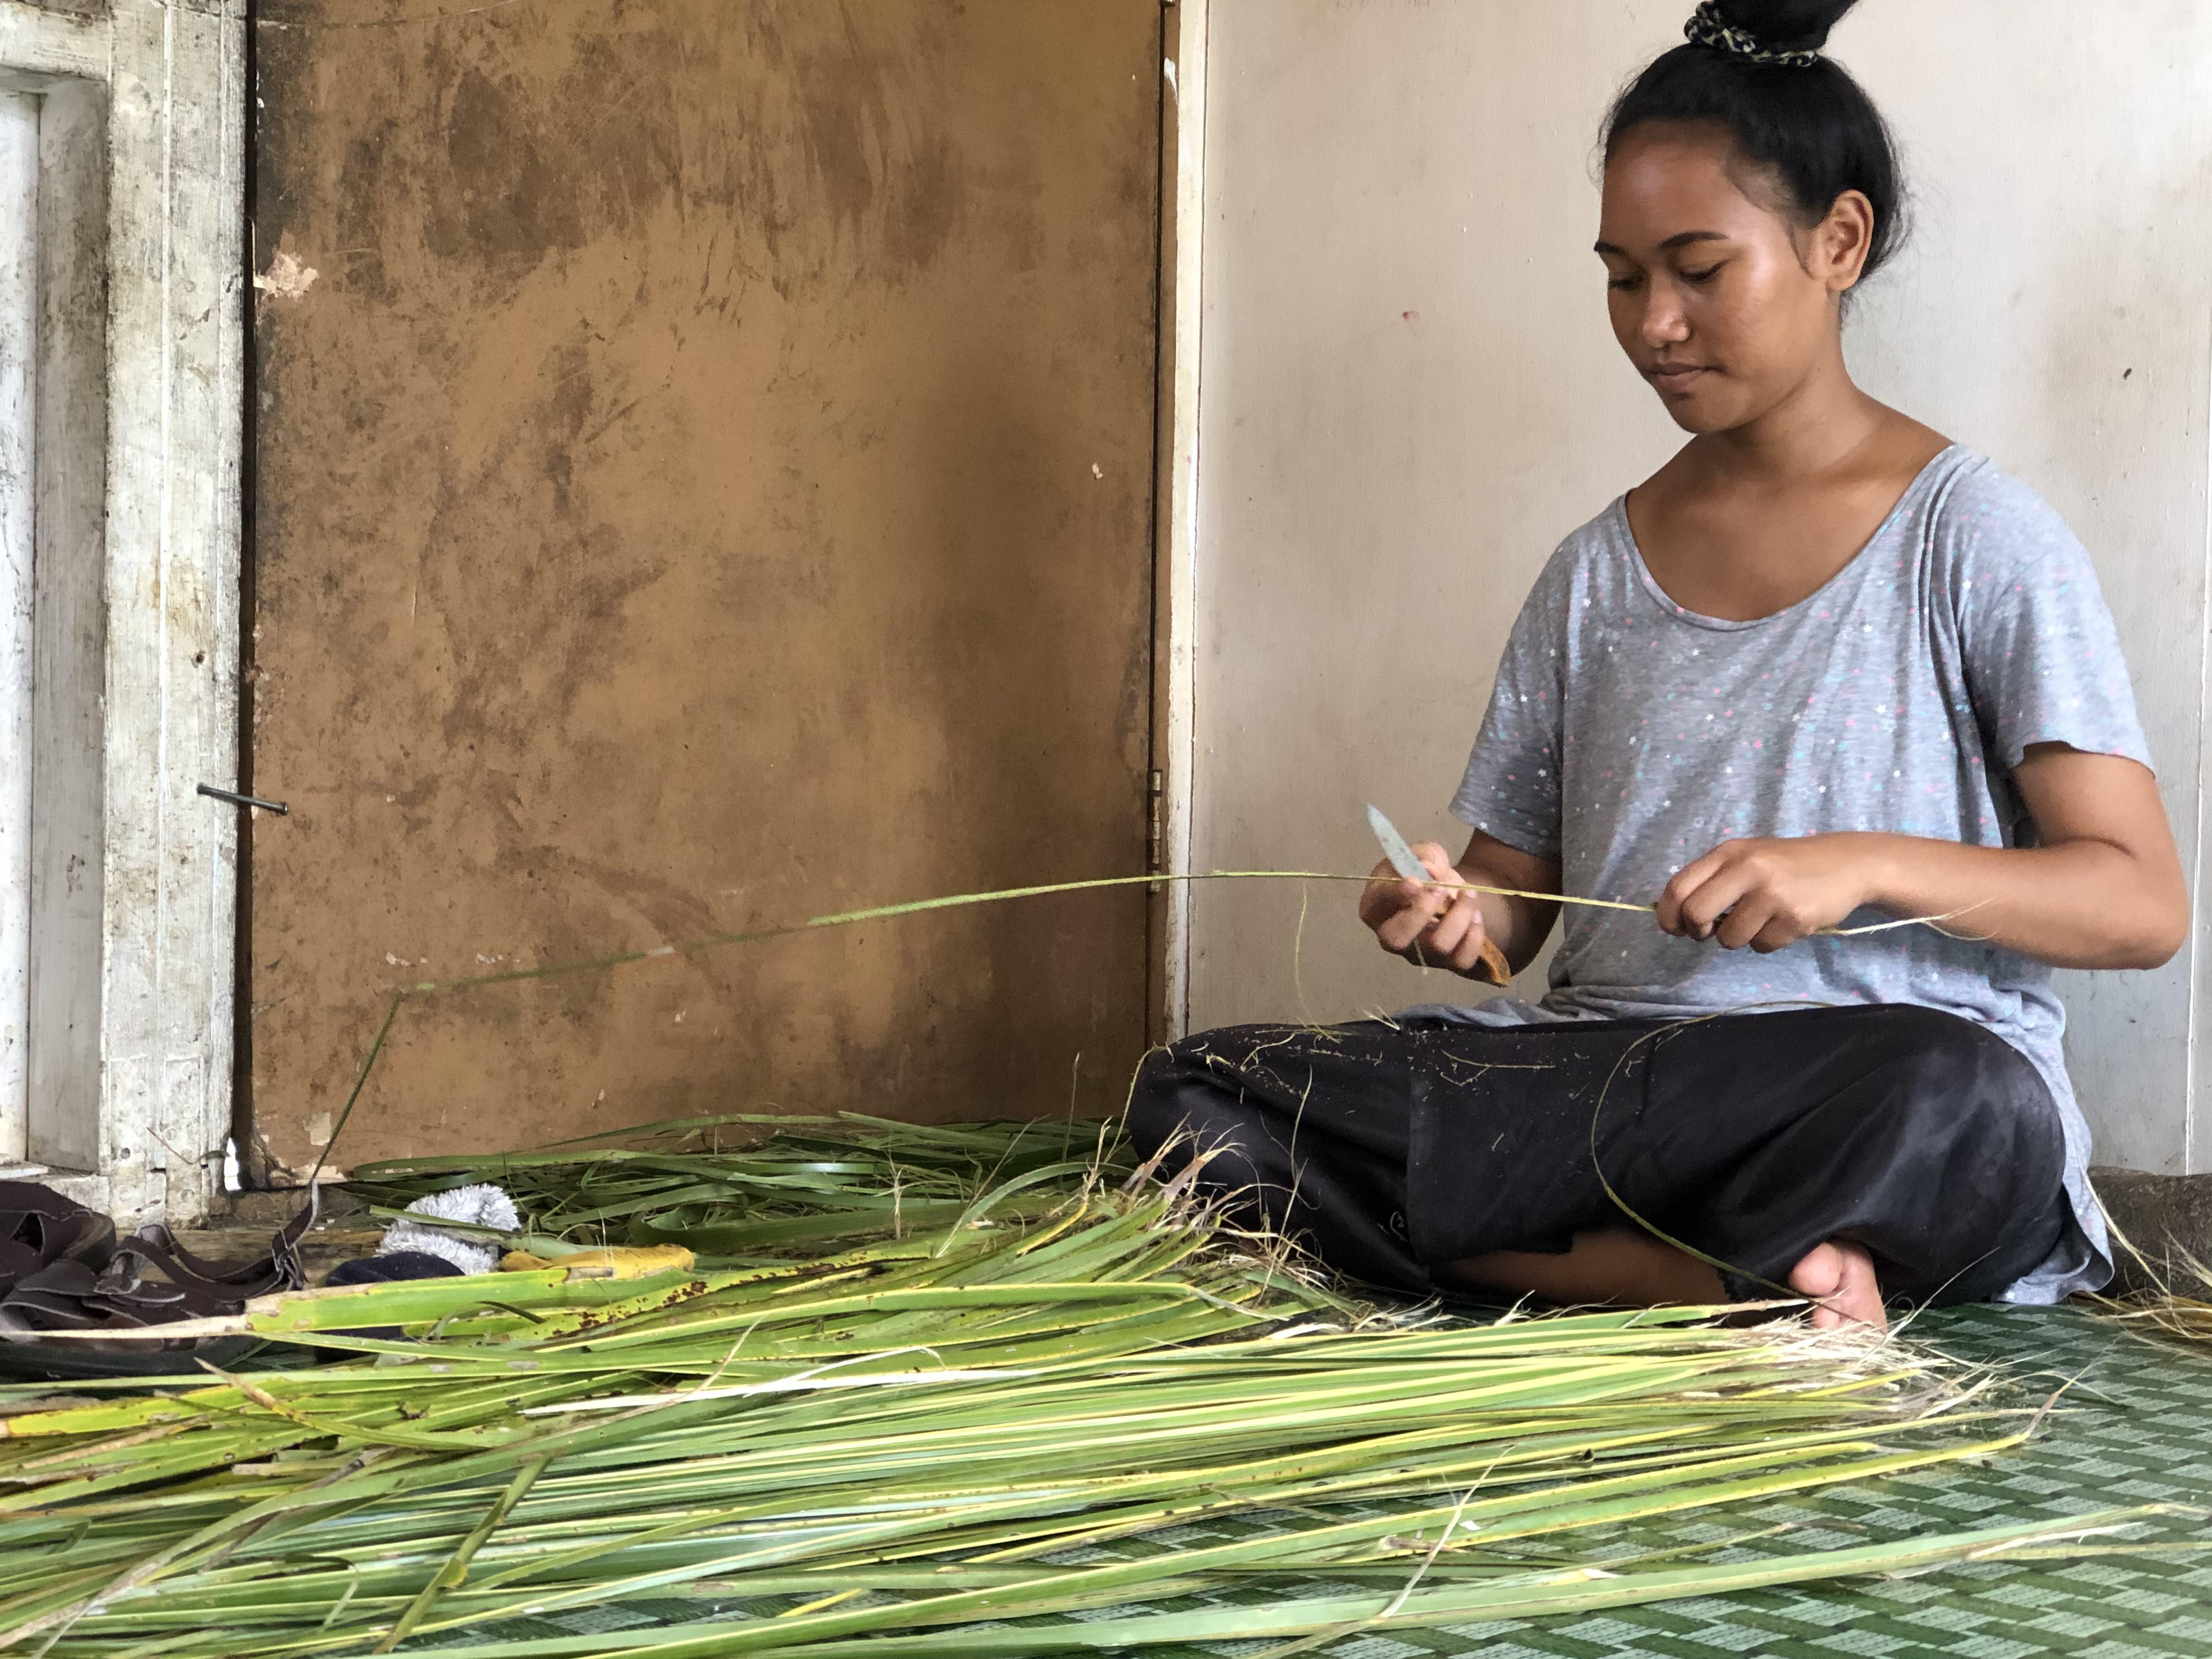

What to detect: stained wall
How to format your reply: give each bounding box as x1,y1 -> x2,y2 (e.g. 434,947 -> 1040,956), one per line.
1188,0 -> 2212,1173
250,0 -> 1163,1169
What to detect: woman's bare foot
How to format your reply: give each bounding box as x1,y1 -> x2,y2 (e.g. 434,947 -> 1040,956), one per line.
1788,1240 -> 1886,1331
1447,1228 -> 1726,1308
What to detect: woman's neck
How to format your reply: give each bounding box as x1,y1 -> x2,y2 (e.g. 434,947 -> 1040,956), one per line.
1627,336 -> 1953,622
1696,338 -> 1892,488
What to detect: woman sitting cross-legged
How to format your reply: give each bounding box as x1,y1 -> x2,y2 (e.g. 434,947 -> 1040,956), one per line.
1128,0 -> 2188,1331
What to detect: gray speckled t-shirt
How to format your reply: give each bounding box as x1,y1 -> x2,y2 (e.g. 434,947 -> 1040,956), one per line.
1412,446 -> 2152,1303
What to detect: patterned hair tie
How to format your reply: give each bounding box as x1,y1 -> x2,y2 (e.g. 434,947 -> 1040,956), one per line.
1683,1 -> 1821,67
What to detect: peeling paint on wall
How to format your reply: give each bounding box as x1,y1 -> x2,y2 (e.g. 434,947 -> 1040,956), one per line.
252,248 -> 318,302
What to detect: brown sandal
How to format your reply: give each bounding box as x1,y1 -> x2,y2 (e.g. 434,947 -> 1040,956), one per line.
0,1194 -> 315,1380
0,1181 -> 115,1293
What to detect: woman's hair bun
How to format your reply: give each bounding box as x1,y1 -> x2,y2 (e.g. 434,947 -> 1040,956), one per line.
1707,0 -> 1865,55
1607,0 -> 1906,285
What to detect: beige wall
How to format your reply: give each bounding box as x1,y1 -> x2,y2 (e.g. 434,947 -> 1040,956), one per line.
1188,1 -> 2212,1174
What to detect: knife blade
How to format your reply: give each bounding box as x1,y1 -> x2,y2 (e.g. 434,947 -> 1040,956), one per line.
1363,804 -> 1511,986
1365,804 -> 1439,887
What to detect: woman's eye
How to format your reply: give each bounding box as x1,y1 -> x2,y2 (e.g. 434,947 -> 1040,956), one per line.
1606,275 -> 1641,292
1682,264 -> 1724,283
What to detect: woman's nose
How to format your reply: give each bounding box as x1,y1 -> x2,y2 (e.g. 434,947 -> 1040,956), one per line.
1640,290 -> 1691,348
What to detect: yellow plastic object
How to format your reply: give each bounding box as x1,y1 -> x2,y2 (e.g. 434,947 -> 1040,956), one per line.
499,1244 -> 697,1281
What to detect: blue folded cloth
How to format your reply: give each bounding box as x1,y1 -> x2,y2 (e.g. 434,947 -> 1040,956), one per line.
326,1250 -> 462,1287
323,1250 -> 462,1340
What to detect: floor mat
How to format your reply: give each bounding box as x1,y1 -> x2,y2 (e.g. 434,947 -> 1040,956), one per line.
415,1304 -> 2212,1656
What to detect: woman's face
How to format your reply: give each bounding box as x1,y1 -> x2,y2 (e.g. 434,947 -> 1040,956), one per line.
1596,123 -> 1869,435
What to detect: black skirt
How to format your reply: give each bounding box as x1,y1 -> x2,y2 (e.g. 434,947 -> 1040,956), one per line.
1126,1003 -> 2070,1306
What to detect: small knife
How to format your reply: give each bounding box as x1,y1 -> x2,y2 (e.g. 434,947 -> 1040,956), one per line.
1365,804 -> 1437,887
1364,804 -> 1511,986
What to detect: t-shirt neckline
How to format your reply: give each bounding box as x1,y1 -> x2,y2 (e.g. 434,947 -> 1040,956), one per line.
1613,444 -> 1966,634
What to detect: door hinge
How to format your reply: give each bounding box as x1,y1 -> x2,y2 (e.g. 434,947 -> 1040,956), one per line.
1147,769 -> 1165,874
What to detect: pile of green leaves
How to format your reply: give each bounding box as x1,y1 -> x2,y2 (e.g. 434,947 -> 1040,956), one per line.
0,1126 -> 2165,1657
341,1114 -> 1124,1261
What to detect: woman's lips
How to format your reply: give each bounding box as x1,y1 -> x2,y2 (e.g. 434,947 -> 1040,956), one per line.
1647,363 -> 1712,391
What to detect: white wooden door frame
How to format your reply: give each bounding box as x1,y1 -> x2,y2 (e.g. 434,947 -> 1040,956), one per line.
0,86 -> 35,1151
1152,0 -> 1205,1042
0,0 -> 245,1223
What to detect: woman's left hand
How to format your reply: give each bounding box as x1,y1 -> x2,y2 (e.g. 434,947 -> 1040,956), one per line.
1656,834 -> 1883,952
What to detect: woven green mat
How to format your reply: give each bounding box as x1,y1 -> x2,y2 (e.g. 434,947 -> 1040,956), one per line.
419,1305 -> 2212,1656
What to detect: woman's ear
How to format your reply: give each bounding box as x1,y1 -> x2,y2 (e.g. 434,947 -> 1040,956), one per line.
1813,189 -> 1876,293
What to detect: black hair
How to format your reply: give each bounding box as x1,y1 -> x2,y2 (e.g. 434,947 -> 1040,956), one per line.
1604,1 -> 1908,282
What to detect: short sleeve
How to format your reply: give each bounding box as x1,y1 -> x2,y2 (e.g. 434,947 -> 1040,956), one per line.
1940,467 -> 2153,774
1449,563 -> 1567,859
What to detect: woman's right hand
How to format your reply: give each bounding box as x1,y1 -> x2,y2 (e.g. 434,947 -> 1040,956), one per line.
1359,841 -> 1498,978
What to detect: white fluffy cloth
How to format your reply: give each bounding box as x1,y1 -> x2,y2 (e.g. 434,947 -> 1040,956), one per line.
377,1183 -> 520,1277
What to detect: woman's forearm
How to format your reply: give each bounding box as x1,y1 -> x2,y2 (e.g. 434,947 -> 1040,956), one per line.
1659,752 -> 2187,969
1857,832 -> 2185,970
1459,859 -> 1562,975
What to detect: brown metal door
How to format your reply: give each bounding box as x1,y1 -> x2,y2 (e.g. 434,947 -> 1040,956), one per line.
246,1 -> 1162,1169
